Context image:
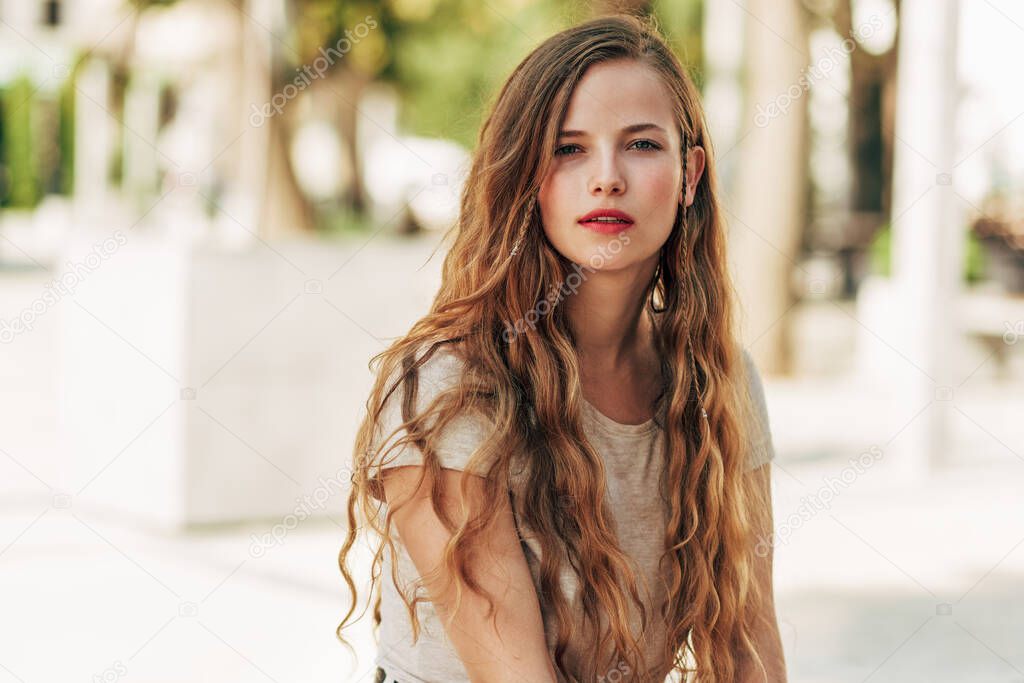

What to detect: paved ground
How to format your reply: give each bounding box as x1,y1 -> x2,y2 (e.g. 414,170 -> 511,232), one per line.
2,258 -> 1023,683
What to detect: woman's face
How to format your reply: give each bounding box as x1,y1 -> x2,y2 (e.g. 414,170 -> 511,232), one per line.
538,58 -> 703,272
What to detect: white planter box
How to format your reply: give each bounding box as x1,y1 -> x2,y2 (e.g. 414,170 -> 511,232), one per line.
59,234 -> 440,530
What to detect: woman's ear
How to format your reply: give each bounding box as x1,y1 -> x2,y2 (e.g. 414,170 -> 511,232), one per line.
681,145 -> 707,208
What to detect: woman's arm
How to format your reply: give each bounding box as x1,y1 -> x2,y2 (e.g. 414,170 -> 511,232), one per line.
740,463 -> 788,683
382,465 -> 558,683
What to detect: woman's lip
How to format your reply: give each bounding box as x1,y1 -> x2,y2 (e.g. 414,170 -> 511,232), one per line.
577,208 -> 635,223
578,219 -> 636,234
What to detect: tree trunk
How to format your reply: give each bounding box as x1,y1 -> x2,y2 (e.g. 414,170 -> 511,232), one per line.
231,0 -> 315,238
260,109 -> 316,237
332,67 -> 370,213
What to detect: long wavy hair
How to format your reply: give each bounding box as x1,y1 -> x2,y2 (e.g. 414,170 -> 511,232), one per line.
337,13 -> 772,683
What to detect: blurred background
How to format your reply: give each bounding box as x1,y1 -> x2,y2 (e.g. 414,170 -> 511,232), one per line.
1,0 -> 1022,681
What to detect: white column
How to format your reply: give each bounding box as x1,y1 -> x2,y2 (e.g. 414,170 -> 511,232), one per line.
729,0 -> 807,370
888,0 -> 962,476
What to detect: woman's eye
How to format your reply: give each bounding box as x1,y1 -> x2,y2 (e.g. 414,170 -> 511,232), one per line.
554,140 -> 662,156
631,139 -> 662,151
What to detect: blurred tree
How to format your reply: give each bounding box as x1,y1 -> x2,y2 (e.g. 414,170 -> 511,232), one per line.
382,0 -> 704,149
123,0 -> 314,236
289,1 -> 386,215
125,0 -> 709,236
286,0 -> 585,228
240,0 -> 317,237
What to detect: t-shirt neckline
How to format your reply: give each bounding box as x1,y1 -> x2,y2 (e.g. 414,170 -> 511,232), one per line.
580,395 -> 661,437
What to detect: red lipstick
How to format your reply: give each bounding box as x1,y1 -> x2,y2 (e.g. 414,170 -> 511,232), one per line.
577,208 -> 636,234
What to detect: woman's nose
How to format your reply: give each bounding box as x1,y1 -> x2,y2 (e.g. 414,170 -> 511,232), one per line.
588,151 -> 625,195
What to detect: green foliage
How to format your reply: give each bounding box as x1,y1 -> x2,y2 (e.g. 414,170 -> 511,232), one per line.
393,1 -> 572,149
319,202 -> 379,238
868,221 -> 989,283
964,228 -> 985,284
0,75 -> 40,208
868,221 -> 891,277
287,0 -> 704,150
291,1 -> 389,77
653,0 -> 704,83
58,63 -> 77,195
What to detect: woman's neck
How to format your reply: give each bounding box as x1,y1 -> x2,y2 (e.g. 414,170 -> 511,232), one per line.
565,262 -> 659,374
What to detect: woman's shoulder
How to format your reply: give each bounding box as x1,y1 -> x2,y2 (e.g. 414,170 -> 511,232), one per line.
376,340 -> 476,410
368,340 -> 498,484
405,341 -> 471,387
737,346 -> 767,408
738,345 -> 762,385
735,345 -> 775,469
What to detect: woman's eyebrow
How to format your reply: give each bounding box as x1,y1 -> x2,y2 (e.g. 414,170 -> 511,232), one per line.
557,122 -> 668,138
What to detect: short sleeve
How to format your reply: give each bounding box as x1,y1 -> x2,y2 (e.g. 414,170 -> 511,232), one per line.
740,348 -> 776,472
367,346 -> 498,495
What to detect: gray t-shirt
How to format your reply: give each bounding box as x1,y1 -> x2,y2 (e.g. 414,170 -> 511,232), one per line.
367,346 -> 775,682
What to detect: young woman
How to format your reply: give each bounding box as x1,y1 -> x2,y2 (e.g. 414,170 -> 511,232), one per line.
337,14 -> 786,683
